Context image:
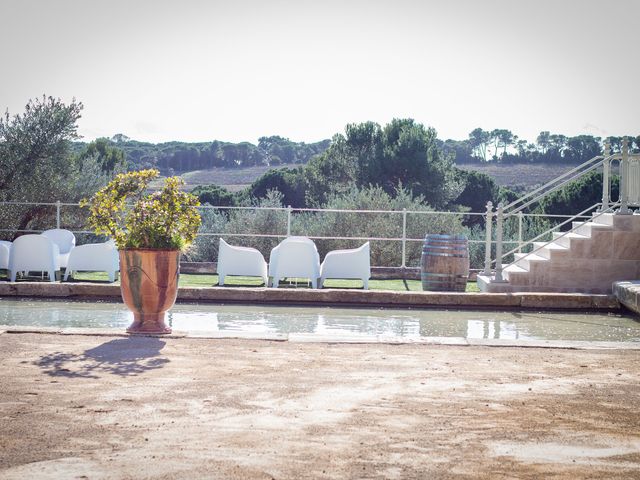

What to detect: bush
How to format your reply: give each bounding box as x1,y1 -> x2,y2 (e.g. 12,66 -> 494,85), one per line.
292,186 -> 467,267
82,169 -> 201,250
223,190 -> 288,255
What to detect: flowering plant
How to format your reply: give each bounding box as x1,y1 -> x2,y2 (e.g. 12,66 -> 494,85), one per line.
81,169 -> 201,250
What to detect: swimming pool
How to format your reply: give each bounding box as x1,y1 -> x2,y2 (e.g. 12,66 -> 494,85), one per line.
0,298 -> 638,342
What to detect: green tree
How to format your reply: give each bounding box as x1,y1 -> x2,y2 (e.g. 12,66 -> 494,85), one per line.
248,167 -> 307,207
454,169 -> 500,217
548,134 -> 567,157
79,137 -> 126,173
191,184 -> 237,207
468,128 -> 490,162
490,129 -> 514,159
0,96 -> 83,196
536,131 -> 551,155
307,119 -> 461,209
111,133 -> 130,143
0,96 -> 85,236
563,135 -> 602,163
441,139 -> 475,163
537,170 -> 618,217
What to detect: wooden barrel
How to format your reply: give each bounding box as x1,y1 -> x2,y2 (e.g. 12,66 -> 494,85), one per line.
421,234 -> 469,292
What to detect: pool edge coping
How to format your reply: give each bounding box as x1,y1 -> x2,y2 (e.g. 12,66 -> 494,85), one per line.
0,282 -> 622,311
1,327 -> 639,350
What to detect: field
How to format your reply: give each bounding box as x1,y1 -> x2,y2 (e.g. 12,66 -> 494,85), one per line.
149,162 -> 581,193
457,162 -> 578,191
150,164 -> 301,192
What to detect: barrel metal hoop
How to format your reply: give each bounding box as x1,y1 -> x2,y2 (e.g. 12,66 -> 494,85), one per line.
421,272 -> 468,279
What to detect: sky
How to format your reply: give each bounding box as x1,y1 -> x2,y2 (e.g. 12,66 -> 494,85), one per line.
0,0 -> 638,145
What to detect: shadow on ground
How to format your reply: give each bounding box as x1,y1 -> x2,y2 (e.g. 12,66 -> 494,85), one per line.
34,337 -> 169,378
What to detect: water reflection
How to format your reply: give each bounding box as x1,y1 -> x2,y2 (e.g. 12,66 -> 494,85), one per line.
0,298 -> 130,329
0,298 -> 639,342
466,319 -> 519,340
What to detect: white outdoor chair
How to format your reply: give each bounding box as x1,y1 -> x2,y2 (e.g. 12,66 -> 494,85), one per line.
63,240 -> 120,282
8,234 -> 60,282
217,238 -> 268,286
0,241 -> 11,270
319,242 -> 371,289
41,229 -> 76,269
268,237 -> 320,288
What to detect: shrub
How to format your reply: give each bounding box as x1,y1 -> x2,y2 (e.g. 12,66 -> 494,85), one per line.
82,169 -> 201,250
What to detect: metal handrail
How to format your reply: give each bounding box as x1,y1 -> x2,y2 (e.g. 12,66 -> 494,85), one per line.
502,153 -> 609,214
497,202 -> 617,266
506,157 -> 610,216
501,203 -> 620,271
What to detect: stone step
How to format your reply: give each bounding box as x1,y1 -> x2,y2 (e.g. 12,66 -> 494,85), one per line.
502,264 -> 527,281
513,252 -> 547,270
592,212 -> 614,225
571,220 -> 613,236
502,264 -> 528,284
552,231 -> 587,247
475,274 -> 512,293
532,241 -> 569,260
479,211 -> 640,294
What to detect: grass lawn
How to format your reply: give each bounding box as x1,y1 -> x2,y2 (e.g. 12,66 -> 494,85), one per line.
59,271 -> 480,292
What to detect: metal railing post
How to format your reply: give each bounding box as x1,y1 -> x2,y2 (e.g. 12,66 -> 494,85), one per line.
483,201 -> 493,276
601,140 -> 611,212
619,138 -> 631,214
56,200 -> 61,229
517,211 -> 523,254
494,202 -> 506,282
286,205 -> 292,236
401,208 -> 407,268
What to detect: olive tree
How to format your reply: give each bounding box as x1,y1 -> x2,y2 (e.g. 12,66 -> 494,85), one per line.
0,96 -> 124,239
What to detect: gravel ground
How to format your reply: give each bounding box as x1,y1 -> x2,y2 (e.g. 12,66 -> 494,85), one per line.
0,333 -> 639,479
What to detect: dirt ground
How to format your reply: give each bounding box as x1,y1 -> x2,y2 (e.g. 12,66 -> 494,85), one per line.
0,333 -> 638,480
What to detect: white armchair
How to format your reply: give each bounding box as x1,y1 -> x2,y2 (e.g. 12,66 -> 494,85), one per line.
217,238 -> 268,286
0,241 -> 11,270
268,237 -> 320,288
8,234 -> 60,282
320,242 -> 371,289
41,229 -> 76,269
63,240 -> 120,282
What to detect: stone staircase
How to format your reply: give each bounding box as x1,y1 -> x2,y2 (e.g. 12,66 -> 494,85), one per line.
477,213 -> 640,294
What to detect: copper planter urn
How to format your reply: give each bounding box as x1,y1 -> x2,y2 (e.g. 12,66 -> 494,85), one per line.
119,249 -> 180,334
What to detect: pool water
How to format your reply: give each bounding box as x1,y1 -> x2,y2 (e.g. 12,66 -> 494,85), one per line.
0,298 -> 639,342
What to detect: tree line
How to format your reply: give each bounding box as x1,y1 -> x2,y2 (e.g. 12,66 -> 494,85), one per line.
75,128 -> 640,174
67,128 -> 640,176
444,128 -> 640,165
83,134 -> 330,173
